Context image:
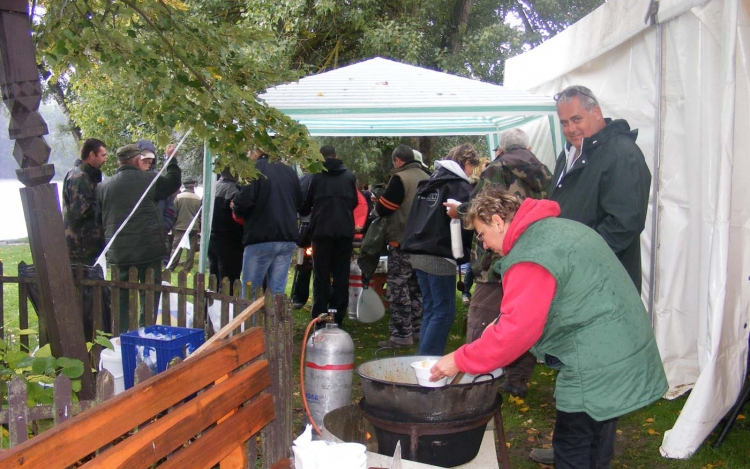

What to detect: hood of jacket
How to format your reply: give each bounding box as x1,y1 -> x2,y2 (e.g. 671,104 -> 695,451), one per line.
415,163 -> 470,193
498,148 -> 551,195
502,199 -> 561,255
322,157 -> 349,175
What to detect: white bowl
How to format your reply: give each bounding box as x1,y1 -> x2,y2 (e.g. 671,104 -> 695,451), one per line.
411,359 -> 447,387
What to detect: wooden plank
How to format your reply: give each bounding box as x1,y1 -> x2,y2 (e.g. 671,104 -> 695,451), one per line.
111,266 -> 120,334
161,270 -> 172,326
144,268 -> 155,327
269,459 -> 293,469
221,277 -> 230,331
0,328 -> 266,469
74,264 -> 84,339
151,394 -> 275,469
187,298 -> 264,358
52,375 -> 73,425
92,282 -> 102,337
127,267 -> 138,331
0,261 -> 4,341
194,273 -> 205,331
8,377 -> 28,448
18,283 -> 28,352
81,361 -> 271,469
177,271 -> 187,328
95,370 -> 115,403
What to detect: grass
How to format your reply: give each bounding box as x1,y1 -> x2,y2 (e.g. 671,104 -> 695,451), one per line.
2,242 -> 748,467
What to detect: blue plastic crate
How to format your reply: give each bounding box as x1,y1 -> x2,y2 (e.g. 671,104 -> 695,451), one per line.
120,325 -> 205,389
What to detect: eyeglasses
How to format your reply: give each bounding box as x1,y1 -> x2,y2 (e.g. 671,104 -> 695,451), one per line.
553,87 -> 598,104
476,227 -> 488,242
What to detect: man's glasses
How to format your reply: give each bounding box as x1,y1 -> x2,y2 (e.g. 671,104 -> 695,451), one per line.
553,87 -> 598,104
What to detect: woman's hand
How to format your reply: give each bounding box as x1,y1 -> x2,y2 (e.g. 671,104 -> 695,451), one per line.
443,200 -> 460,219
429,352 -> 459,382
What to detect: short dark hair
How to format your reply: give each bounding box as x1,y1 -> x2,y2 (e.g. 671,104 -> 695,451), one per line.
320,145 -> 337,158
392,145 -> 414,163
81,138 -> 106,161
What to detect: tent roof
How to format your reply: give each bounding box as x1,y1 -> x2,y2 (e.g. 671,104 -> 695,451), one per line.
259,57 -> 557,136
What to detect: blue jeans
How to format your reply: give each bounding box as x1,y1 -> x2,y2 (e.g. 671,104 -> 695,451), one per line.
415,269 -> 457,356
241,242 -> 296,298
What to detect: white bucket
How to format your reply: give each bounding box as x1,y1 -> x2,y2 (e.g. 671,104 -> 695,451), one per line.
99,337 -> 124,395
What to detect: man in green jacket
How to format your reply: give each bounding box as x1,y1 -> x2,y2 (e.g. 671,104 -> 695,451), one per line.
97,144 -> 182,333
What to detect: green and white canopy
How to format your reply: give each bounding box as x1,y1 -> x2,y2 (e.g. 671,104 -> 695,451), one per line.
259,57 -> 560,155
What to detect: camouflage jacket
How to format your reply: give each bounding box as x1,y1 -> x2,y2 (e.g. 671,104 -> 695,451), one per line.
62,159 -> 104,265
460,146 -> 553,283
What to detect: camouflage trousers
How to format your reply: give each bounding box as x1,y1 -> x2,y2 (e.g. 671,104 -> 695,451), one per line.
386,246 -> 422,340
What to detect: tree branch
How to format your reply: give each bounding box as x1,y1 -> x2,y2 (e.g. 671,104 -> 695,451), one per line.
121,0 -> 211,90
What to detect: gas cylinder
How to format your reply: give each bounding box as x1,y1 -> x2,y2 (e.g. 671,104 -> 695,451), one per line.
348,260 -> 362,321
304,318 -> 355,428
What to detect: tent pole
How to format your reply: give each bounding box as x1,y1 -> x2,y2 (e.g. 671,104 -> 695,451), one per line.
198,141 -> 214,274
648,22 -> 664,324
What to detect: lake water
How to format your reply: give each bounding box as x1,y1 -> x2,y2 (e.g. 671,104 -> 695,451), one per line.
0,178 -> 203,241
0,178 -> 64,241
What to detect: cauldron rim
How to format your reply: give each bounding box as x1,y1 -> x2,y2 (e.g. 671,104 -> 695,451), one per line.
356,355 -> 501,388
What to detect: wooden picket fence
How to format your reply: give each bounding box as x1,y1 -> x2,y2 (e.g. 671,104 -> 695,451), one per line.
0,260 -> 254,347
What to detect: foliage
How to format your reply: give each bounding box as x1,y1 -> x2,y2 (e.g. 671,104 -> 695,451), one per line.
34,0 -> 320,180
31,0 -> 604,180
0,340 -> 84,406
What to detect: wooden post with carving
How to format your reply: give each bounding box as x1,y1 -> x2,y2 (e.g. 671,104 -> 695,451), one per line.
0,0 -> 93,398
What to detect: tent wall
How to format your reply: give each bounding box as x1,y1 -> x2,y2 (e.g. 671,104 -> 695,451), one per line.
505,0 -> 750,458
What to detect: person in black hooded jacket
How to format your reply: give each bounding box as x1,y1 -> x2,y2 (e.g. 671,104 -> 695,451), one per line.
298,145 -> 359,325
401,143 -> 478,356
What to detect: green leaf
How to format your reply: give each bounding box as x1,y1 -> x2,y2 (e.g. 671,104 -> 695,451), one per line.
57,358 -> 85,379
16,329 -> 37,336
34,344 -> 52,358
71,379 -> 82,393
95,336 -> 115,351
31,356 -> 56,375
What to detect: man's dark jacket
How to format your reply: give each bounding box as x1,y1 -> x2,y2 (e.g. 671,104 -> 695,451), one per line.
549,118 -> 651,292
299,158 -> 358,239
63,159 -> 105,264
97,159 -> 181,265
233,156 -> 302,246
210,175 -> 244,245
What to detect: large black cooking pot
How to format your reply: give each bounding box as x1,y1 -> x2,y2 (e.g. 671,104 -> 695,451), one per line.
356,356 -> 502,423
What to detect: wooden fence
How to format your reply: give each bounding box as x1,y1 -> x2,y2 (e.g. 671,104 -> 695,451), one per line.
0,260 -> 254,347
0,262 -> 294,463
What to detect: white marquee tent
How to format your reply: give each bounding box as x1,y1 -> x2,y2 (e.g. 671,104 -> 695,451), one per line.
259,57 -> 560,154
505,0 -> 750,458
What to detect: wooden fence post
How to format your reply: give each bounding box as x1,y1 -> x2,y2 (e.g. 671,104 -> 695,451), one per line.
144,268 -> 156,327
111,265 -> 121,333
161,270 -> 172,326
261,291 -> 293,467
8,377 -> 29,447
177,271 -> 187,328
53,375 -> 73,425
194,273 -> 205,332
128,266 -> 139,331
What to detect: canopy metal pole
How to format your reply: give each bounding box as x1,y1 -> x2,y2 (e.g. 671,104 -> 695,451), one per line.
648,22 -> 664,324
198,142 -> 214,274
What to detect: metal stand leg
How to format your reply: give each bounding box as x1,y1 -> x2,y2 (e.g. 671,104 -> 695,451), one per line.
714,372 -> 750,447
494,406 -> 511,469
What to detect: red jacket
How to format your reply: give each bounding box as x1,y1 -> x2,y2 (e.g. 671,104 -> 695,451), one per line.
454,199 -> 560,374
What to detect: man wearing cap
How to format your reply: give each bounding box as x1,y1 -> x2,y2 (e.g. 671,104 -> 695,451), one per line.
167,178 -> 202,272
374,145 -> 429,349
136,140 -> 178,257
97,143 -> 182,332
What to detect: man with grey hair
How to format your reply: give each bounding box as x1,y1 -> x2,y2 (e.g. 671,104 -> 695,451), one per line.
551,85 -> 651,293
526,85 -> 651,466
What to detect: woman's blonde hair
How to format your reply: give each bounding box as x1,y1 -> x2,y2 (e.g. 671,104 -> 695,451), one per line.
445,143 -> 481,169
465,184 -> 521,228
470,157 -> 490,183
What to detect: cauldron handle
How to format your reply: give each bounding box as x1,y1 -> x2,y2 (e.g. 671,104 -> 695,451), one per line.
469,373 -> 494,386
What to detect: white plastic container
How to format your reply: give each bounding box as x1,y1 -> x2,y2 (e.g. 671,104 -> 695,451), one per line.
446,198 -> 464,259
411,359 -> 448,387
99,336 -> 124,395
